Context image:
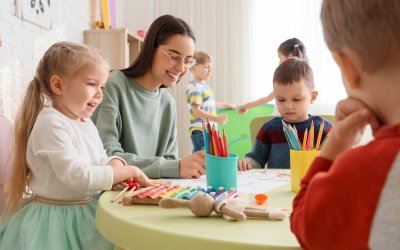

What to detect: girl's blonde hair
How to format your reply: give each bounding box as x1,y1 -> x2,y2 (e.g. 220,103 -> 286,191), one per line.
7,41 -> 108,213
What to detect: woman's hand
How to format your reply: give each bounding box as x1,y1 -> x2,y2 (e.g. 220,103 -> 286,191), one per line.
179,151 -> 205,178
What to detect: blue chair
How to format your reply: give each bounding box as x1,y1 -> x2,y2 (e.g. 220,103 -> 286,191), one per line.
250,115 -> 274,146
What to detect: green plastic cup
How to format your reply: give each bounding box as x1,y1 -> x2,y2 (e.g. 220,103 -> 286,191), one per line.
206,153 -> 238,191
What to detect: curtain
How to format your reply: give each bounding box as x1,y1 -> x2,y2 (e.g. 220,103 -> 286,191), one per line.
247,0 -> 346,115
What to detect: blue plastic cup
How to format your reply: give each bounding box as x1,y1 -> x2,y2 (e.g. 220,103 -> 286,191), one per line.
206,153 -> 238,191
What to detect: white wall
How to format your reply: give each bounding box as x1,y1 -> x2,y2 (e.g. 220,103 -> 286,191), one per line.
0,0 -> 126,120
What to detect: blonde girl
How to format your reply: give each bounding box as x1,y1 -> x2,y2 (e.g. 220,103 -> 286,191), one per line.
0,42 -> 154,250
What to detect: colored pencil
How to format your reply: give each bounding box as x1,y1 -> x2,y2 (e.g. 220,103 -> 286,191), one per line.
222,129 -> 228,157
282,120 -> 294,149
288,124 -> 302,150
315,120 -> 325,150
218,134 -> 225,157
206,119 -> 214,155
302,128 -> 308,150
203,122 -> 210,154
211,124 -> 219,156
309,121 -> 315,150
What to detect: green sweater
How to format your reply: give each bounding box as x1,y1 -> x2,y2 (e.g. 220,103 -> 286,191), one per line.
92,71 -> 180,178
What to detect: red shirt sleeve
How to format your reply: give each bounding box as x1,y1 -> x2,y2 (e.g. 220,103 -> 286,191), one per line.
291,125 -> 400,249
290,146 -> 392,250
290,156 -> 332,248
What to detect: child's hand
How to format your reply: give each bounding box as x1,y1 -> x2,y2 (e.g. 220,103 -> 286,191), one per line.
335,98 -> 381,133
112,165 -> 156,189
225,103 -> 237,109
112,177 -> 167,191
237,105 -> 248,114
216,114 -> 228,125
238,158 -> 252,171
128,165 -> 156,187
320,98 -> 380,160
112,177 -> 135,191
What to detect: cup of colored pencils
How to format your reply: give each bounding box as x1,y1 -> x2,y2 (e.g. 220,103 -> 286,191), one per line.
203,120 -> 238,191
282,120 -> 326,192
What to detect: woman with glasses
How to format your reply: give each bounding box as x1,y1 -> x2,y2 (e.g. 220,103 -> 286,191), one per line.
92,15 -> 205,179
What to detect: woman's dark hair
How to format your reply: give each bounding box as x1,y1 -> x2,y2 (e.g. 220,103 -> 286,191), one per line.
120,15 -> 195,83
278,38 -> 308,62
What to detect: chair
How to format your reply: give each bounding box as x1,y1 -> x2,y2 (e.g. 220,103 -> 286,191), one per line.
320,115 -> 334,123
250,116 -> 274,145
0,116 -> 13,214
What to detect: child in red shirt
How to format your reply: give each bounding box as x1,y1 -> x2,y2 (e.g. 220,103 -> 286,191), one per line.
290,0 -> 400,249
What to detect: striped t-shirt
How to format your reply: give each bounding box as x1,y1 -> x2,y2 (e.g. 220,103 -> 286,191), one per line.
185,81 -> 217,134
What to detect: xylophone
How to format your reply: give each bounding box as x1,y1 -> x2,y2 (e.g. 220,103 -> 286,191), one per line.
110,182 -> 239,206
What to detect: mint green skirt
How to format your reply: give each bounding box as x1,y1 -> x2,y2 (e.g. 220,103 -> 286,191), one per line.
0,199 -> 113,250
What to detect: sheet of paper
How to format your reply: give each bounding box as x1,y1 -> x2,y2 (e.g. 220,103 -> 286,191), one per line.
164,169 -> 291,194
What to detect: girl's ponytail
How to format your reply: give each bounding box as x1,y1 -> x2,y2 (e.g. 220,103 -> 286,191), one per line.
6,77 -> 46,213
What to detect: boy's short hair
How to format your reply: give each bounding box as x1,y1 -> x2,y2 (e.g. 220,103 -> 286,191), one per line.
273,57 -> 314,90
321,0 -> 400,73
193,51 -> 212,65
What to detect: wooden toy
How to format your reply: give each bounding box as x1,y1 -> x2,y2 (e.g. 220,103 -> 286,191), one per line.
159,191 -> 286,222
122,185 -> 192,205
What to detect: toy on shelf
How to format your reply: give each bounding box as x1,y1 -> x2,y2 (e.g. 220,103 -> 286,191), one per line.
137,29 -> 146,38
159,191 -> 286,222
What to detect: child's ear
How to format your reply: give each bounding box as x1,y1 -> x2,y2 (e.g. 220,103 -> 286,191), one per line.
50,75 -> 63,96
310,90 -> 318,103
332,51 -> 361,89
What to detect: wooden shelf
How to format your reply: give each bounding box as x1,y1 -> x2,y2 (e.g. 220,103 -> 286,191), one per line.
84,28 -> 144,70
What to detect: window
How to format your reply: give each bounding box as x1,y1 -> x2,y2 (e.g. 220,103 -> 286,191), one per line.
247,0 -> 346,114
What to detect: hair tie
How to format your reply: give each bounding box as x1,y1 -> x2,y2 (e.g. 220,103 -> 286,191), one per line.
294,44 -> 299,48
33,76 -> 42,89
33,76 -> 40,84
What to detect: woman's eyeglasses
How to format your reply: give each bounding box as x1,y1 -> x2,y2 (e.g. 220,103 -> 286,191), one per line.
160,48 -> 196,69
